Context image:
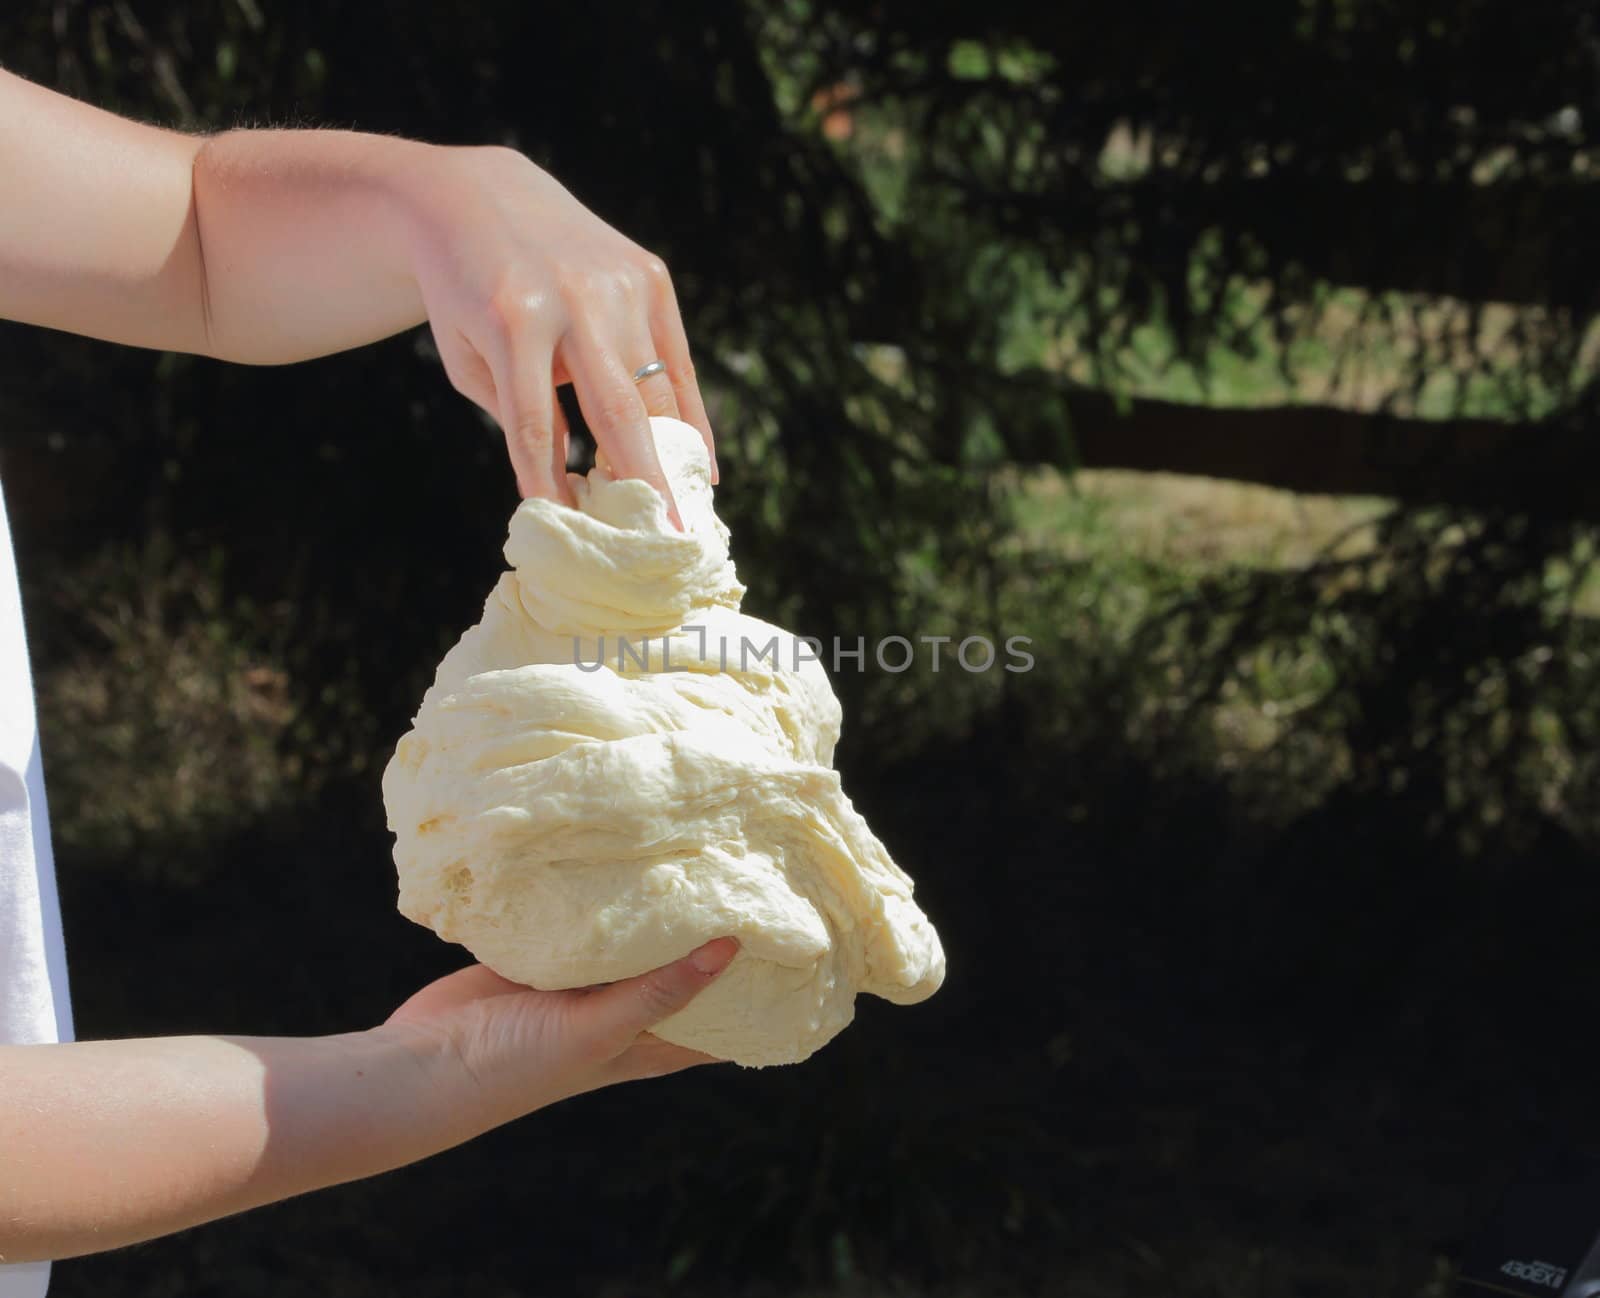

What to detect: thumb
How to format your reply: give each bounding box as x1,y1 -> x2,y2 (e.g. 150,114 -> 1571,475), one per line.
573,937 -> 739,1058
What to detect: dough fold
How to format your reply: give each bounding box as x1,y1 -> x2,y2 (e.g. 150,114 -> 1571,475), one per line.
382,417 -> 945,1066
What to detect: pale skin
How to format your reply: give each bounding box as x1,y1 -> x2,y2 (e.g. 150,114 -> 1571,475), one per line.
0,68 -> 737,1262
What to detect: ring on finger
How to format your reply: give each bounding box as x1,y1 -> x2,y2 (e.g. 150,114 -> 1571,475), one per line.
632,359 -> 667,383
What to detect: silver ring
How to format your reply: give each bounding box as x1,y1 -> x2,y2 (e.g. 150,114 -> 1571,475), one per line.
632,359 -> 667,383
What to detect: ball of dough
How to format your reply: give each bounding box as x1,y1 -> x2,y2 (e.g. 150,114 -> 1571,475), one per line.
382,417 -> 945,1066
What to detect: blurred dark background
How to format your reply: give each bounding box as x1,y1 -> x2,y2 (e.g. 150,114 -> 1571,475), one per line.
4,2 -> 1600,1294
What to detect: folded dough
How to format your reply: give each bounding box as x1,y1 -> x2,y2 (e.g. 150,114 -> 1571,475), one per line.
382,416 -> 945,1066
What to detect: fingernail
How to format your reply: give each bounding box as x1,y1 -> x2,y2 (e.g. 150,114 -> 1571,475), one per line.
689,937 -> 738,976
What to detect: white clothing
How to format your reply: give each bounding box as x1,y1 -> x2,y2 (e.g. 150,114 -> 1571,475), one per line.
0,478 -> 74,1298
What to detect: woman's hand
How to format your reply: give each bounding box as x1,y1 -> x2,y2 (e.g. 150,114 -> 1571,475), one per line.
397,146 -> 716,525
0,938 -> 739,1262
385,936 -> 740,1117
0,71 -> 714,519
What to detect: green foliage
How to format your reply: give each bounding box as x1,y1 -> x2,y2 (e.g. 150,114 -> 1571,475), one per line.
1148,506 -> 1600,857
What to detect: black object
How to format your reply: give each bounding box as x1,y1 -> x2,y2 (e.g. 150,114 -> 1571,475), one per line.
1458,1152 -> 1600,1297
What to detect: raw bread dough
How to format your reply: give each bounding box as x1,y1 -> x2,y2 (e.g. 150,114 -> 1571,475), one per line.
382,417 -> 945,1066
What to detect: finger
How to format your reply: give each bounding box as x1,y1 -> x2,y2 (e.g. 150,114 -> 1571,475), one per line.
560,325 -> 684,530
570,937 -> 739,1059
488,329 -> 562,501
645,261 -> 718,484
630,343 -> 682,422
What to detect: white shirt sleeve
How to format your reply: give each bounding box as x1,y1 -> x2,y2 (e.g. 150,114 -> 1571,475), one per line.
0,478 -> 76,1298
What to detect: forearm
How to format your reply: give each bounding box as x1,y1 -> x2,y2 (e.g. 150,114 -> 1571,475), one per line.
0,69 -> 449,363
189,128 -> 440,362
0,69 -> 207,353
0,1024 -> 478,1263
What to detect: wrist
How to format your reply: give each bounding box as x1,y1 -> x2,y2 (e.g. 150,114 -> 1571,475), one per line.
372,1000 -> 575,1130
363,1013 -> 528,1135
239,1021 -> 499,1206
384,143 -> 556,287
360,135 -> 462,265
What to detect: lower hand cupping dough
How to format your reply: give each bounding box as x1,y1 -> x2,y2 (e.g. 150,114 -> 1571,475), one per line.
382,417 -> 945,1066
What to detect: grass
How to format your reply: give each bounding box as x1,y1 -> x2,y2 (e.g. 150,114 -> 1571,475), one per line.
1010,467 -> 1390,571
1027,275 -> 1600,423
